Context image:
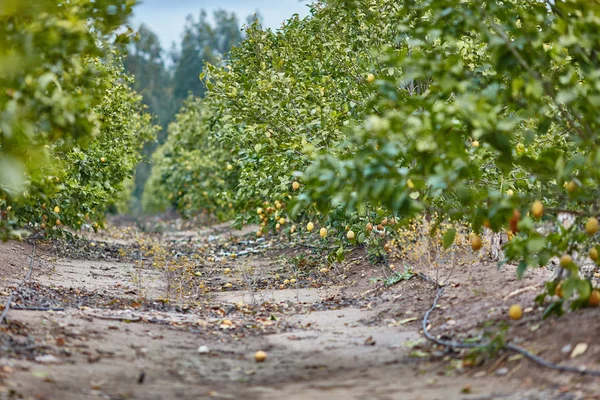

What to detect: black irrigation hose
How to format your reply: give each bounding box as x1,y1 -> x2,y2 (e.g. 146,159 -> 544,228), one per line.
422,280 -> 600,377
0,243 -> 36,325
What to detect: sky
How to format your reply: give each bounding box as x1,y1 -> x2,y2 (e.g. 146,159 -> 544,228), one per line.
131,0 -> 312,50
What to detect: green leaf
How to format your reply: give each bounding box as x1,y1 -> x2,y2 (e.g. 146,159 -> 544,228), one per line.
443,229 -> 456,249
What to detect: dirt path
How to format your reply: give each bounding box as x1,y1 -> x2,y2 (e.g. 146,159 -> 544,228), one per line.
1,220 -> 599,399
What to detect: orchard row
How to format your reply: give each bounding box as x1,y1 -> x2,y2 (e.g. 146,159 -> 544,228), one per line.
147,0 -> 600,313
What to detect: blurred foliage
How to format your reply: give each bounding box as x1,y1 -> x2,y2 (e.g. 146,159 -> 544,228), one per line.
0,0 -> 156,239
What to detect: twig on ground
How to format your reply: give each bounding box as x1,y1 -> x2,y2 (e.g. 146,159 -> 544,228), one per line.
420,276 -> 600,377
87,313 -> 141,322
10,306 -> 65,312
503,285 -> 541,301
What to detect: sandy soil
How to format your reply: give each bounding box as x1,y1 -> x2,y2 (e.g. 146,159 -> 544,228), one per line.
1,219 -> 599,400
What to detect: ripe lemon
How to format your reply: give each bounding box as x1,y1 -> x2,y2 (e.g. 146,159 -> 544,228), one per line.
254,351 -> 267,362
471,235 -> 482,251
366,73 -> 375,83
516,143 -> 525,152
224,268 -> 231,275
506,189 -> 514,196
319,267 -> 329,274
226,164 -> 233,171
531,200 -> 543,219
555,282 -> 563,298
472,140 -> 480,147
307,222 -> 314,231
589,290 -> 600,306
55,219 -> 61,226
590,247 -> 598,261
585,217 -> 599,235
54,206 -> 60,213
407,179 -> 415,189
290,225 -> 297,234
279,218 -> 286,225
276,223 -> 281,229
347,230 -> 355,240
257,207 -> 263,215
508,304 -> 523,320
319,227 -> 327,238
100,157 -> 106,163
566,180 -> 577,193
560,254 -> 572,267
292,181 -> 300,190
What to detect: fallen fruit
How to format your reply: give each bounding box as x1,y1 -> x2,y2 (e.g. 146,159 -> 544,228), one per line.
320,267 -> 329,274
223,268 -> 231,275
508,304 -> 523,320
254,351 -> 267,362
586,217 -> 599,236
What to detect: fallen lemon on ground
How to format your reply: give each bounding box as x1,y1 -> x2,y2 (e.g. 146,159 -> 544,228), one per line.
254,351 -> 267,362
508,304 -> 523,320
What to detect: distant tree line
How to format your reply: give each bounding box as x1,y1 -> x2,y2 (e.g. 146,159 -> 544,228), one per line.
124,10 -> 261,207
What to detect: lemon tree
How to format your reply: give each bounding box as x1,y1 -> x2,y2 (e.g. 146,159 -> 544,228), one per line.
1,0 -> 156,238
149,0 -> 600,314
301,0 -> 600,313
